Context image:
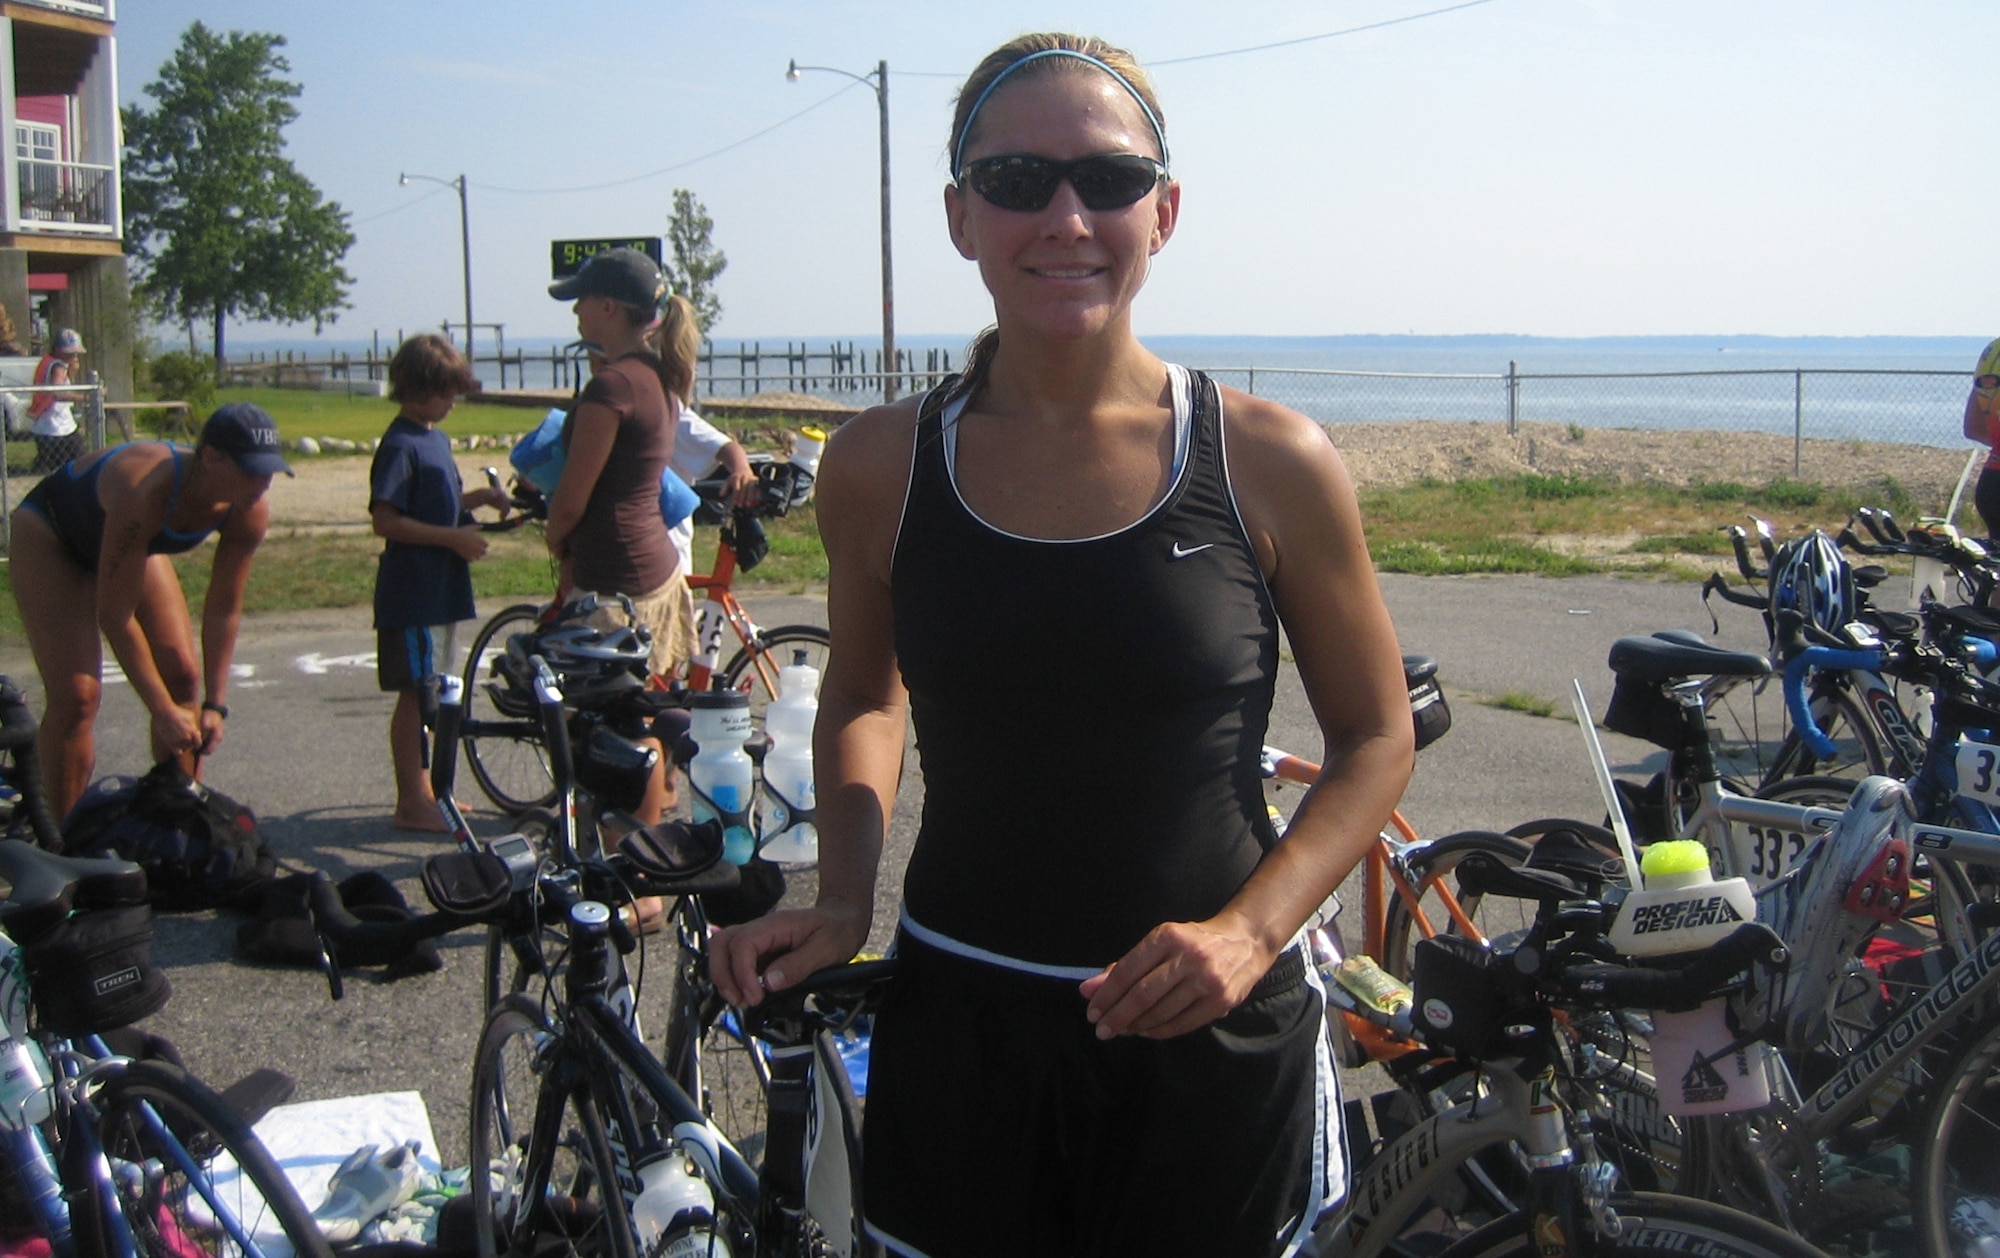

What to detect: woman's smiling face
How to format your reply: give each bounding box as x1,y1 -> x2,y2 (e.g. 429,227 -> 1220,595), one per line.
945,68 -> 1178,344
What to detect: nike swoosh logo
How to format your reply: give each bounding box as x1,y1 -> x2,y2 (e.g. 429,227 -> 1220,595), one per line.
1171,542 -> 1214,559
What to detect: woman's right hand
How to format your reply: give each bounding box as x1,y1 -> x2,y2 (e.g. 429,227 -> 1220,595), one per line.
150,704 -> 202,758
711,898 -> 870,1008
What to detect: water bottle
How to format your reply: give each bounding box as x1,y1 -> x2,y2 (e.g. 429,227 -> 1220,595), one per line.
789,426 -> 827,478
1609,840 -> 1769,1117
687,691 -> 757,866
757,650 -> 820,868
630,1153 -> 731,1258
0,932 -> 52,1129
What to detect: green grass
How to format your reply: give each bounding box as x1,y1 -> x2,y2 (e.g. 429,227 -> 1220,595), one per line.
1481,691 -> 1561,718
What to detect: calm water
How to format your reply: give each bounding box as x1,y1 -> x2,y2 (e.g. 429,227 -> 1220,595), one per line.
232,333 -> 1990,445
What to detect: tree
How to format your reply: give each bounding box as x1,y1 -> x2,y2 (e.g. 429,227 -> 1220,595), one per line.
122,23 -> 354,378
664,189 -> 727,334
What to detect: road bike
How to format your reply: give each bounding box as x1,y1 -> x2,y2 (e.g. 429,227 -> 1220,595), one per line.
458,459 -> 830,814
1309,840 -> 1823,1258
0,841 -> 332,1258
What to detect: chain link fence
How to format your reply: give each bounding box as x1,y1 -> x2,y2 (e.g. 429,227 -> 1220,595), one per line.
1198,366 -> 1971,454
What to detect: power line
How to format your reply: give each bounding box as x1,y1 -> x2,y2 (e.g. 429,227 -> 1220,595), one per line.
467,81 -> 863,196
890,0 -> 1503,77
353,182 -> 451,225
1153,0 -> 1502,65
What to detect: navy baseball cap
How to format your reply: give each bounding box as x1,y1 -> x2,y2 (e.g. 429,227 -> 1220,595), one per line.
548,247 -> 667,310
201,403 -> 294,477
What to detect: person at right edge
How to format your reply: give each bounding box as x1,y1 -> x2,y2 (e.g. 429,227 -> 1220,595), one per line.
713,32 -> 1414,1257
1963,335 -> 2000,540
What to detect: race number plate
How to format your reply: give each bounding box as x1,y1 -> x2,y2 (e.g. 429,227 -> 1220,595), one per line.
1956,739 -> 2000,808
1730,823 -> 1817,884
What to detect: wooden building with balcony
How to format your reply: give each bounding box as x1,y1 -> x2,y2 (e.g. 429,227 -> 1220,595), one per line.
0,0 -> 130,400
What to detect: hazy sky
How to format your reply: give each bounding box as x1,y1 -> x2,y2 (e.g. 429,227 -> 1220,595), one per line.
110,0 -> 2000,345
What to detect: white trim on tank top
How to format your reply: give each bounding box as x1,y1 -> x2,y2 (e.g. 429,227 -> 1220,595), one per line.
938,362 -> 1197,545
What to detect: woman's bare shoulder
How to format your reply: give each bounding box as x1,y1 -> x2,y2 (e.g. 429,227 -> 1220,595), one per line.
825,396 -> 923,465
1214,385 -> 1346,485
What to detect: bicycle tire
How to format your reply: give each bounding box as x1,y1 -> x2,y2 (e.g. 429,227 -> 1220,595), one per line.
87,1059 -> 334,1258
1914,1005 -> 2000,1258
1431,1191 -> 1827,1258
1761,686 -> 1895,787
0,738 -> 60,850
658,896 -> 773,1169
720,624 -> 830,730
1376,829 -> 1535,984
468,995 -> 636,1258
462,603 -> 559,815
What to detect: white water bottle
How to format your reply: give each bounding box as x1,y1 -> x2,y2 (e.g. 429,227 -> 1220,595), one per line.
789,426 -> 826,478
758,650 -> 820,868
688,691 -> 757,865
1611,840 -> 1769,1117
0,932 -> 52,1129
631,1154 -> 730,1258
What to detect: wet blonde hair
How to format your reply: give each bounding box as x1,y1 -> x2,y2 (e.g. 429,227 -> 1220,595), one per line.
947,34 -> 1168,401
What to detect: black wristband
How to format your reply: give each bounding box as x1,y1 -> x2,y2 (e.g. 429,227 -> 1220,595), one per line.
201,700 -> 229,719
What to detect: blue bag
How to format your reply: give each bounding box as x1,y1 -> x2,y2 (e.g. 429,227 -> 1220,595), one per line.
659,467 -> 699,528
509,408 -> 568,494
512,405 -> 699,528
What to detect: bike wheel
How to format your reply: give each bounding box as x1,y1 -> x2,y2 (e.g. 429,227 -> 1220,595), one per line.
720,624 -> 830,729
1376,829 -> 1535,983
1914,1007 -> 2000,1258
1432,1191 -> 1828,1258
462,603 -> 558,815
468,996 -> 636,1258
1703,673 -> 1894,792
0,738 -> 61,849
658,897 -> 773,1169
89,1059 -> 333,1258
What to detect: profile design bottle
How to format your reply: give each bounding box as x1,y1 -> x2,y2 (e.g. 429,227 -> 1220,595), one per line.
1608,840 -> 1770,1117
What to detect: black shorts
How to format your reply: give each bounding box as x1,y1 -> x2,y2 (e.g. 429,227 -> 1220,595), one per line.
377,625 -> 438,693
861,932 -> 1343,1258
1977,467 -> 2000,541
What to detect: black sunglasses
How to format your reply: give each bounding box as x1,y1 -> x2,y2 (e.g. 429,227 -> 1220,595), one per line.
959,153 -> 1167,213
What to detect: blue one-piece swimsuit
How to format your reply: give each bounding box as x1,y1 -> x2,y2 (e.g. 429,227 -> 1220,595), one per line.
19,444 -> 223,573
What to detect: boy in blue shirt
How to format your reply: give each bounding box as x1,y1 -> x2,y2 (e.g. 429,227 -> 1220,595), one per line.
371,334 -> 509,829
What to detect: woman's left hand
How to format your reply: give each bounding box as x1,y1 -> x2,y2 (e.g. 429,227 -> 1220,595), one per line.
1079,916 -> 1273,1040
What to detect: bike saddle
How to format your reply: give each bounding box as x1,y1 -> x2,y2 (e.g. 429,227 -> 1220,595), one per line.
1402,654 -> 1439,686
0,839 -> 149,923
1523,825 -> 1627,891
1608,634 -> 1770,684
1454,849 -> 1586,904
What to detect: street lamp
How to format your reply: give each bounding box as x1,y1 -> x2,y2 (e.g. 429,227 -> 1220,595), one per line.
399,172 -> 475,372
787,58 -> 895,403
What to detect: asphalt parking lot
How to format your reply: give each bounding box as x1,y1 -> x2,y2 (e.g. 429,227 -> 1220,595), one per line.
0,571 -> 1784,1164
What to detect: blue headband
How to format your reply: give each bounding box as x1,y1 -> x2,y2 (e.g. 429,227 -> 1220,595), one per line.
952,49 -> 1170,179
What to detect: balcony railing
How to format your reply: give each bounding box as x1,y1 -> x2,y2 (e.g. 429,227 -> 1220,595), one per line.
8,0 -> 113,19
14,158 -> 116,233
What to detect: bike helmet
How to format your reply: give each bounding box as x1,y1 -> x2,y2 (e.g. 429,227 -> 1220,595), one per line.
493,612 -> 653,712
1767,529 -> 1855,648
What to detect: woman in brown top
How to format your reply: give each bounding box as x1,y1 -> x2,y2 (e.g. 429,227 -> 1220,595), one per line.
546,247 -> 682,824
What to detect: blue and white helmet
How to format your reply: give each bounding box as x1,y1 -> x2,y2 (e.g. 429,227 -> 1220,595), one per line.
1768,529 -> 1855,645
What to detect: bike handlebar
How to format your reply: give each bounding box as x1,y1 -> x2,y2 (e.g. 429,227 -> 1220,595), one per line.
1783,646 -> 1889,760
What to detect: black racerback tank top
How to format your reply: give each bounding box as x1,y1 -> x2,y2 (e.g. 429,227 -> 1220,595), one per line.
890,366 -> 1281,973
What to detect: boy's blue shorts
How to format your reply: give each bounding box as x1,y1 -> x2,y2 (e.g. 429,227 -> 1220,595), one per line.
378,625 -> 438,693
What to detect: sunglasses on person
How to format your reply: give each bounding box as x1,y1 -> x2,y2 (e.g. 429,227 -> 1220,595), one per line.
958,153 -> 1168,213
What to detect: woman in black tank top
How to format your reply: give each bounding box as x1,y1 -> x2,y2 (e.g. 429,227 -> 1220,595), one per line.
715,34 -> 1414,1256
7,404 -> 287,819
